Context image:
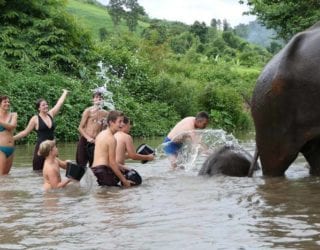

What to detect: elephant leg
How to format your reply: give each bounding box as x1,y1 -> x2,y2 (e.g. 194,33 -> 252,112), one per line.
259,144 -> 299,177
300,137 -> 320,175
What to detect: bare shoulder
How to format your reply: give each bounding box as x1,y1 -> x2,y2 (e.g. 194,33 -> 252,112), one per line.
82,107 -> 92,115
100,109 -> 109,116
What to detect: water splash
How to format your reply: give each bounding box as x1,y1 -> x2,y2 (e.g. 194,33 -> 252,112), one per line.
93,61 -> 126,110
160,129 -> 240,171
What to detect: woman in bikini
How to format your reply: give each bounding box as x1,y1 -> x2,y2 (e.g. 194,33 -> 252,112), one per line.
14,89 -> 68,171
0,95 -> 17,175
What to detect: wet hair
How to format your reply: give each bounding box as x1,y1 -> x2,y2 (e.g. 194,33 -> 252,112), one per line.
35,98 -> 47,110
123,116 -> 133,125
38,140 -> 56,158
92,92 -> 103,98
107,110 -> 124,125
196,111 -> 209,121
0,95 -> 9,103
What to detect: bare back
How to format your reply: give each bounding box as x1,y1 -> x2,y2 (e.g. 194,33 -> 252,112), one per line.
167,117 -> 195,140
114,131 -> 131,165
92,129 -> 113,166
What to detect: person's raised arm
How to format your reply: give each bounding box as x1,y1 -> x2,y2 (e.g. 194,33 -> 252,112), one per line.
49,89 -> 69,118
13,116 -> 37,141
0,112 -> 17,131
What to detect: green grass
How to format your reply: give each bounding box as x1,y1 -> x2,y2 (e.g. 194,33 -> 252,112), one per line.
66,0 -> 149,40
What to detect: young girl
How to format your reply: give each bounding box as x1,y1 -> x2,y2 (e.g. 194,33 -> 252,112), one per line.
38,140 -> 71,191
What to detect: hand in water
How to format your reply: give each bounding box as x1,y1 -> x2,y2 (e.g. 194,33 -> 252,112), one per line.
122,179 -> 135,187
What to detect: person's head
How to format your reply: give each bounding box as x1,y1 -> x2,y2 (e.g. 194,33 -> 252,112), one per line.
0,95 -> 10,110
195,111 -> 209,129
107,110 -> 124,132
121,116 -> 132,133
36,98 -> 48,113
38,140 -> 57,158
92,92 -> 104,106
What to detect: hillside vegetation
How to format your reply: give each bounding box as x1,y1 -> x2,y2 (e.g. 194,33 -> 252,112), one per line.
0,0 -> 271,143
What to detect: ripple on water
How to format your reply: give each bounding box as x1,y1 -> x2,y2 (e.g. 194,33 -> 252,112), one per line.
2,136 -> 320,249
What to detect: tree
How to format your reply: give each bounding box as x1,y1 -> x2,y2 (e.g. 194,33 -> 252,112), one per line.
0,0 -> 95,73
107,0 -> 145,32
223,19 -> 230,31
240,0 -> 320,41
190,21 -> 208,43
210,18 -> 218,30
108,0 -> 125,27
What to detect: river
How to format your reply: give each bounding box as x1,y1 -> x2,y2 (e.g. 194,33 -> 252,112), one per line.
1,130 -> 320,250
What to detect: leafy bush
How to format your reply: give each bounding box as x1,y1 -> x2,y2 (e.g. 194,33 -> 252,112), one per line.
197,83 -> 251,132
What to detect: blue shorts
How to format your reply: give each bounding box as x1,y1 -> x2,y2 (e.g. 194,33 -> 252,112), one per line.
163,137 -> 182,156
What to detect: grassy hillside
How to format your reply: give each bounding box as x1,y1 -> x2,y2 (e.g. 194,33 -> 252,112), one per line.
66,0 -> 149,40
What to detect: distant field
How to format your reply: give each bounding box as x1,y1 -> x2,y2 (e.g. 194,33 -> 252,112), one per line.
66,0 -> 149,40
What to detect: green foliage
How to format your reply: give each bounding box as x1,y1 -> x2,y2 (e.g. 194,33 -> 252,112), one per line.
108,0 -> 145,31
241,0 -> 320,41
190,21 -> 208,43
112,84 -> 179,137
169,32 -> 195,54
0,0 -> 97,74
0,60 -> 94,143
0,0 -> 272,144
198,83 -> 251,132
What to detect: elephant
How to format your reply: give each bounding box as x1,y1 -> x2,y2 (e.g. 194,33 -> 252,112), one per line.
251,22 -> 320,176
198,145 -> 259,177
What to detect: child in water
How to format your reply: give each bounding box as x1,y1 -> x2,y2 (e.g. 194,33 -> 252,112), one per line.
38,140 -> 71,191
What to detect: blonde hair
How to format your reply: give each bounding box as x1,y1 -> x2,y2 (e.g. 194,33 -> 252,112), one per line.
38,140 -> 56,158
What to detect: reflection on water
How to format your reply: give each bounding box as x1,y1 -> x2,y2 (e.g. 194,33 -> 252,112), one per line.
1,131 -> 320,249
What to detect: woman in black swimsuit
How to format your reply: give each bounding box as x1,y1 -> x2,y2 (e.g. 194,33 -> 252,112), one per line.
14,89 -> 69,171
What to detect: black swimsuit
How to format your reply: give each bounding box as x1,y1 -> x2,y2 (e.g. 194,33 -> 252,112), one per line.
32,114 -> 55,171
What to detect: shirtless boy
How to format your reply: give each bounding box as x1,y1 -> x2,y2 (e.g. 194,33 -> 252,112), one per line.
91,111 -> 133,187
39,140 -> 71,191
163,111 -> 209,168
114,116 -> 154,165
76,92 -> 108,167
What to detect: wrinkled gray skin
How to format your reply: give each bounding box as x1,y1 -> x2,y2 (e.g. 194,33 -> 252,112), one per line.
251,22 -> 320,176
199,145 -> 259,177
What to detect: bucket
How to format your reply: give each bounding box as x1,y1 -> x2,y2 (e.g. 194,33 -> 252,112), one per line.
66,162 -> 86,181
123,169 -> 142,186
136,144 -> 154,164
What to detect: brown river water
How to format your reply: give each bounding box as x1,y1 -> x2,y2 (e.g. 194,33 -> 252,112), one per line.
1,130 -> 320,250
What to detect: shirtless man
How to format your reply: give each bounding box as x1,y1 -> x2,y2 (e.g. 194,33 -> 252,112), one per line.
163,111 -> 209,168
91,110 -> 133,187
38,140 -> 71,191
76,92 -> 108,167
114,116 -> 154,165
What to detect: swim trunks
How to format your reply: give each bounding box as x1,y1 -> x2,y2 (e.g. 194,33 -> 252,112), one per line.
0,146 -> 15,158
163,137 -> 183,156
91,165 -> 120,186
76,136 -> 94,167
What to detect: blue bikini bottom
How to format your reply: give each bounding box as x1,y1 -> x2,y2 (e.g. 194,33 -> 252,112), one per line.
0,146 -> 15,158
